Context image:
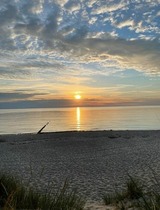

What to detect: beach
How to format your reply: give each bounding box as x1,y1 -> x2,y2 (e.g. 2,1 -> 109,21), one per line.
0,130 -> 160,209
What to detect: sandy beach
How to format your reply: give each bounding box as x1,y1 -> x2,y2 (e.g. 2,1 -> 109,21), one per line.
0,130 -> 160,209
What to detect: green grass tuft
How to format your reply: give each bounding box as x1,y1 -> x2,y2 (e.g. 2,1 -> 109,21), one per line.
125,175 -> 144,200
103,176 -> 144,207
0,174 -> 85,210
103,175 -> 160,210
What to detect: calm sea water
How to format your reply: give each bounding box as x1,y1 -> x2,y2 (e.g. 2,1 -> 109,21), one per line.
0,106 -> 160,134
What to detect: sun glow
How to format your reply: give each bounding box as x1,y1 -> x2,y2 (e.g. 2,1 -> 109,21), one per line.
74,94 -> 81,100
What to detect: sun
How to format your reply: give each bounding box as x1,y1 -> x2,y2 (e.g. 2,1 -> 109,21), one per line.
74,94 -> 81,100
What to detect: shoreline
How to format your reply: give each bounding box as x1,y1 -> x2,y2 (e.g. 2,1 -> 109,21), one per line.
1,130 -> 160,145
0,130 -> 160,209
0,128 -> 160,136
1,128 -> 160,136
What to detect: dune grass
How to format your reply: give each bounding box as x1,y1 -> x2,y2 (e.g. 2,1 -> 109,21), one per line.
2,172 -> 160,210
103,175 -> 160,210
0,174 -> 85,210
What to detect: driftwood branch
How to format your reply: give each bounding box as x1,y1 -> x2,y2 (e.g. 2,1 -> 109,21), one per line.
37,122 -> 49,134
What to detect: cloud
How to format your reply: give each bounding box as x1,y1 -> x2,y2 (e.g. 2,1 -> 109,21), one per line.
0,67 -> 32,80
92,2 -> 126,14
56,0 -> 68,7
115,19 -> 135,28
64,1 -> 81,13
89,17 -> 97,25
156,11 -> 160,16
0,2 -> 18,50
64,36 -> 160,75
0,0 -> 160,83
0,92 -> 36,102
0,99 -> 75,109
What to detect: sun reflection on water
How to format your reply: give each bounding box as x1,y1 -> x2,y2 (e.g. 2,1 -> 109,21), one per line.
76,107 -> 81,131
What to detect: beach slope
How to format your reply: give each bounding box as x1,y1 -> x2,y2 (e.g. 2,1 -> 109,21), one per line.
0,130 -> 160,208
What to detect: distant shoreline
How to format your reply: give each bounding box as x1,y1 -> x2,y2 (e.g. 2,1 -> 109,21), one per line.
0,104 -> 160,110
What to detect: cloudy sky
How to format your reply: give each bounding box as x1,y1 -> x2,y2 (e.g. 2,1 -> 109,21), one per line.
0,0 -> 160,108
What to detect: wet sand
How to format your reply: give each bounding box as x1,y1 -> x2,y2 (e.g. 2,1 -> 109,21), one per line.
0,130 -> 160,209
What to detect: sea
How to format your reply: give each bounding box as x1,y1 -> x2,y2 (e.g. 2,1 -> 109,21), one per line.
0,106 -> 160,134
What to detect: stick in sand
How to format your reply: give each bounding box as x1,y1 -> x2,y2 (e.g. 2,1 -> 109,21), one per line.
37,122 -> 49,134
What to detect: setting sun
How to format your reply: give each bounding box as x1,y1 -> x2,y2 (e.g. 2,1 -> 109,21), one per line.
74,94 -> 81,100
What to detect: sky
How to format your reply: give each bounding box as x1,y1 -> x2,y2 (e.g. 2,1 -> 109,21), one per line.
0,0 -> 160,108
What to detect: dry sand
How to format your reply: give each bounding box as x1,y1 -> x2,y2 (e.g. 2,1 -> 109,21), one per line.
0,130 -> 160,209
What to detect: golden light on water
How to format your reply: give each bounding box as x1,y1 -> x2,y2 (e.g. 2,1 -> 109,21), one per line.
76,107 -> 81,131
